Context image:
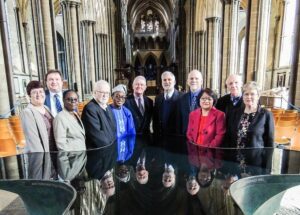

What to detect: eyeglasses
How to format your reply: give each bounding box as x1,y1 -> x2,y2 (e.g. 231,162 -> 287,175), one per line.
243,92 -> 258,97
200,97 -> 213,102
96,91 -> 110,95
30,89 -> 45,95
65,97 -> 78,103
114,95 -> 126,100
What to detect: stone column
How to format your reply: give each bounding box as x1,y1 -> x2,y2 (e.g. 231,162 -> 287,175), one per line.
290,0 -> 300,107
245,0 -> 271,89
40,0 -> 56,70
255,0 -> 272,89
206,17 -> 222,93
81,20 -> 95,94
0,0 -> 15,116
221,0 -> 240,93
60,0 -> 82,99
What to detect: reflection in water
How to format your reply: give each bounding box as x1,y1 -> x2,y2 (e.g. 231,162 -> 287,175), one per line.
1,136 -> 300,214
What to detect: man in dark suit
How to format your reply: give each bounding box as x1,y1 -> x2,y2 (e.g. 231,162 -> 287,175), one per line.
215,74 -> 243,116
124,76 -> 153,135
176,69 -> 203,135
153,71 -> 182,135
44,69 -> 64,117
81,80 -> 116,148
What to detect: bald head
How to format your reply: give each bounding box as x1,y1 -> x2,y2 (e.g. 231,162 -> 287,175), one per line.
226,74 -> 242,97
187,70 -> 203,92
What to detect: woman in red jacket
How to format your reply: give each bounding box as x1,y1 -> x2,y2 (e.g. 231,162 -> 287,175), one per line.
186,88 -> 226,147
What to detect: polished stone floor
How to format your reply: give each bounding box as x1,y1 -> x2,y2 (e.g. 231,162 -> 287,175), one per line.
1,135 -> 300,215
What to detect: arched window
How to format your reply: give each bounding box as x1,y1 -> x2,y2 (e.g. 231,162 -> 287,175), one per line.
279,0 -> 297,67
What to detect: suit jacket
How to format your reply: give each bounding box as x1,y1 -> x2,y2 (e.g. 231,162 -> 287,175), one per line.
153,89 -> 183,135
57,151 -> 87,181
215,94 -> 243,115
186,107 -> 226,147
53,109 -> 86,151
81,99 -> 117,148
124,95 -> 153,135
44,90 -> 64,115
44,90 -> 51,110
176,91 -> 202,135
224,106 -> 275,148
20,104 -> 52,153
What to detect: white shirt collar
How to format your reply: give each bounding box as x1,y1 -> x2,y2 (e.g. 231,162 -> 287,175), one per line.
49,90 -> 63,98
164,89 -> 175,99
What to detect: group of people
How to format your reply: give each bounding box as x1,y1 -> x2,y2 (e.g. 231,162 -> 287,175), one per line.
20,68 -> 274,153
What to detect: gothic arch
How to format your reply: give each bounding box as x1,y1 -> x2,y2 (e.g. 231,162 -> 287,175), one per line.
142,52 -> 159,66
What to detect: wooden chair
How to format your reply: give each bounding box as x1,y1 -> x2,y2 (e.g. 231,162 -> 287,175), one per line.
282,112 -> 298,118
9,116 -> 26,150
275,120 -> 298,145
0,138 -> 17,157
284,109 -> 298,114
290,126 -> 300,151
271,108 -> 285,115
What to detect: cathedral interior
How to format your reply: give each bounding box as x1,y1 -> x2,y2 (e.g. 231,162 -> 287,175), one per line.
0,0 -> 299,115
1,1 -> 300,214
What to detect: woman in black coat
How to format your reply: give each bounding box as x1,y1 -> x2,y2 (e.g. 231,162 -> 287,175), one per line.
224,81 -> 274,148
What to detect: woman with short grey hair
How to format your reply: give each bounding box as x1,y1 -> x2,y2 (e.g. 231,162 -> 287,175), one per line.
224,81 -> 274,148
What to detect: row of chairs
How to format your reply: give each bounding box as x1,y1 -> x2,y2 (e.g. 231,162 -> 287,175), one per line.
0,116 -> 25,157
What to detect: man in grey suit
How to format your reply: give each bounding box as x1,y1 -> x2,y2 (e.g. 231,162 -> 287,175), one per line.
81,80 -> 117,148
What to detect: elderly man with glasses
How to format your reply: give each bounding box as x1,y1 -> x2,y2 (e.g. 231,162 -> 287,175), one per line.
81,80 -> 116,148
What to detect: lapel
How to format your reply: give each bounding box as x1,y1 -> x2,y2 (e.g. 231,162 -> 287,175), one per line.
44,90 -> 51,111
63,109 -> 85,136
143,95 -> 149,115
130,96 -> 143,117
248,106 -> 263,130
28,104 -> 50,150
205,107 -> 217,127
171,90 -> 179,101
98,102 -> 116,135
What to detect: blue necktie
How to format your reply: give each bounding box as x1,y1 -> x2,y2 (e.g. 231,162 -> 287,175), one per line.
190,95 -> 197,111
232,97 -> 240,106
54,94 -> 63,112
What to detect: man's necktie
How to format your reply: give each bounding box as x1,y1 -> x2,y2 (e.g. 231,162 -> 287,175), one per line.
54,94 -> 63,112
190,95 -> 197,111
138,97 -> 144,115
232,97 -> 240,106
165,94 -> 170,100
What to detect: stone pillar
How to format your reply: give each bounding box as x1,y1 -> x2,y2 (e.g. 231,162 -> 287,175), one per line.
0,0 -> 15,116
290,0 -> 300,107
245,0 -> 271,89
40,0 -> 56,70
221,0 -> 240,93
255,0 -> 272,89
60,0 -> 82,99
206,17 -> 222,93
81,20 -> 95,94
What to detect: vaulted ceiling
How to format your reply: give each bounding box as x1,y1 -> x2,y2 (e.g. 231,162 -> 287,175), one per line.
127,0 -> 178,31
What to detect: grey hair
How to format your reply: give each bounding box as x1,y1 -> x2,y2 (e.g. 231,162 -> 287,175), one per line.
93,80 -> 110,93
161,71 -> 175,80
242,81 -> 261,96
132,76 -> 147,86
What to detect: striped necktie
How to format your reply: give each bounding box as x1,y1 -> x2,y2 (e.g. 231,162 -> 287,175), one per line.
138,97 -> 144,115
54,94 -> 63,112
